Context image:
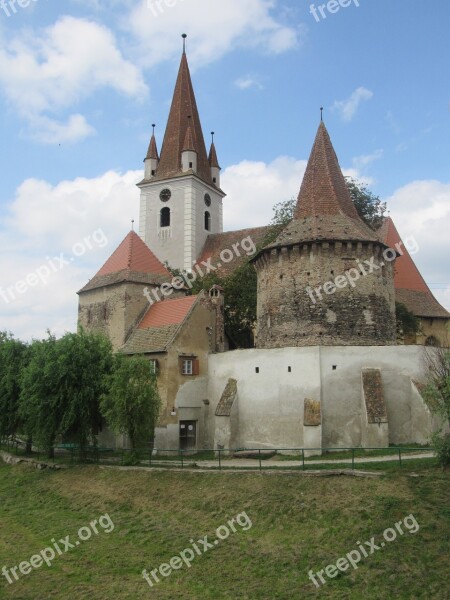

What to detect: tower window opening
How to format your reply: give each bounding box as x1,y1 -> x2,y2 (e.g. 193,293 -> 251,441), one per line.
160,207 -> 171,228
189,162 -> 193,168
204,211 -> 211,231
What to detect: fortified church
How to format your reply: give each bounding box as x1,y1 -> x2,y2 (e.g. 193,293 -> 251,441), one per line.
78,38 -> 449,452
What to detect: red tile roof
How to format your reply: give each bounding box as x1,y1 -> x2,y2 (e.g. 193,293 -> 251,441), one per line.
151,51 -> 213,185
295,122 -> 360,221
95,231 -> 171,279
182,124 -> 196,152
208,142 -> 220,169
263,122 -> 380,251
138,295 -> 197,329
146,133 -> 159,160
379,217 -> 449,318
196,226 -> 273,276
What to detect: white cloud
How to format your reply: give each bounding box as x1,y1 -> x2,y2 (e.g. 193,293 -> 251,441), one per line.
222,156 -> 307,231
127,0 -> 299,68
387,180 -> 450,311
29,114 -> 96,145
235,77 -> 264,91
0,170 -> 142,340
0,16 -> 148,144
332,87 -> 374,122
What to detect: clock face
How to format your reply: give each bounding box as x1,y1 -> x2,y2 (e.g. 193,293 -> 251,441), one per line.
204,193 -> 212,207
160,188 -> 172,202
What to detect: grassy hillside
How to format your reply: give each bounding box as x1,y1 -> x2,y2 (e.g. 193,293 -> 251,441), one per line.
0,461 -> 448,599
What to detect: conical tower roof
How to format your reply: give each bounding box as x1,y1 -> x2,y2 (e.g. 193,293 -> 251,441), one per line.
153,48 -> 212,185
208,141 -> 220,169
146,129 -> 159,160
268,122 -> 381,249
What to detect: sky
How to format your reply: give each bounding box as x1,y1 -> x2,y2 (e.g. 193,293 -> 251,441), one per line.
0,0 -> 449,341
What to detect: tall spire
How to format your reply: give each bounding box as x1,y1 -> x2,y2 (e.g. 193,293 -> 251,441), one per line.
153,35 -> 213,184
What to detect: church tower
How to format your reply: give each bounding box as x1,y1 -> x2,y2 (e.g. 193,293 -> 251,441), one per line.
253,121 -> 397,348
138,35 -> 226,272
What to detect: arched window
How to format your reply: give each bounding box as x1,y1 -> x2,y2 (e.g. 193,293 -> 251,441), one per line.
204,211 -> 211,231
160,207 -> 171,228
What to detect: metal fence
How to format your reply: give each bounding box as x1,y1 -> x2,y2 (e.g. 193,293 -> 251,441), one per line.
1,439 -> 435,471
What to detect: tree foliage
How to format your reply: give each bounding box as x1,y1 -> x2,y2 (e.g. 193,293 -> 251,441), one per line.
101,354 -> 161,454
345,177 -> 387,230
20,331 -> 113,457
423,347 -> 450,468
395,302 -> 420,337
0,333 -> 28,440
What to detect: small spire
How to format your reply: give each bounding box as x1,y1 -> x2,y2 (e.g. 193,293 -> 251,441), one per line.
182,116 -> 196,152
182,33 -> 187,54
145,124 -> 159,161
208,132 -> 220,169
320,106 -> 324,122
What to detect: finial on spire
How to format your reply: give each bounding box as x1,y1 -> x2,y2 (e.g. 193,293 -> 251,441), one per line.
211,131 -> 215,144
182,33 -> 187,53
131,219 -> 135,231
152,123 -> 156,136
320,107 -> 324,122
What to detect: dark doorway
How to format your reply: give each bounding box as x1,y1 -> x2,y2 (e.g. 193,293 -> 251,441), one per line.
180,421 -> 197,451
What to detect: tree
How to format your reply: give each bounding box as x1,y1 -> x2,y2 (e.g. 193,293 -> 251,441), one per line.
101,354 -> 161,459
20,331 -> 113,458
0,333 -> 28,442
20,334 -> 61,457
345,177 -> 387,230
423,347 -> 450,469
396,302 -> 420,338
57,330 -> 113,454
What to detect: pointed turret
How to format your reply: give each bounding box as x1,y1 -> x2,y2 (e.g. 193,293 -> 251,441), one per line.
144,124 -> 159,180
208,132 -> 221,187
153,38 -> 212,185
181,119 -> 198,173
270,121 -> 379,250
252,119 -> 397,349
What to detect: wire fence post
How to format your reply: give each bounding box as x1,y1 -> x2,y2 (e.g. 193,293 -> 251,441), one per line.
398,448 -> 402,468
302,449 -> 305,471
352,448 -> 355,470
258,449 -> 262,471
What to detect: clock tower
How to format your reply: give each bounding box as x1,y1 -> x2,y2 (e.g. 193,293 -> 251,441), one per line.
138,35 -> 226,272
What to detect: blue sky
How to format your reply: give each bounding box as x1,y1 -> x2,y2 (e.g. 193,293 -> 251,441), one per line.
0,0 -> 449,340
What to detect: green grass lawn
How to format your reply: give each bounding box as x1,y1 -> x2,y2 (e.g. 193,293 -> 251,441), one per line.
0,460 -> 448,600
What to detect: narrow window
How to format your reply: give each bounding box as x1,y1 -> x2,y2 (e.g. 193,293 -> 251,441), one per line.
149,359 -> 159,375
204,211 -> 211,231
160,207 -> 171,228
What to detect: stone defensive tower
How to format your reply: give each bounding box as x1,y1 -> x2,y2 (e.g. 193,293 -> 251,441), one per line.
253,121 -> 397,348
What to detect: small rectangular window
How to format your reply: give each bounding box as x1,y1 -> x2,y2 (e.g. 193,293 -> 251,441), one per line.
149,359 -> 159,375
255,367 -> 260,374
182,359 -> 193,375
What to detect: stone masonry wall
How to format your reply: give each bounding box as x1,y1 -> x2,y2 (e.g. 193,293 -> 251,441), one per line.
254,241 -> 397,348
